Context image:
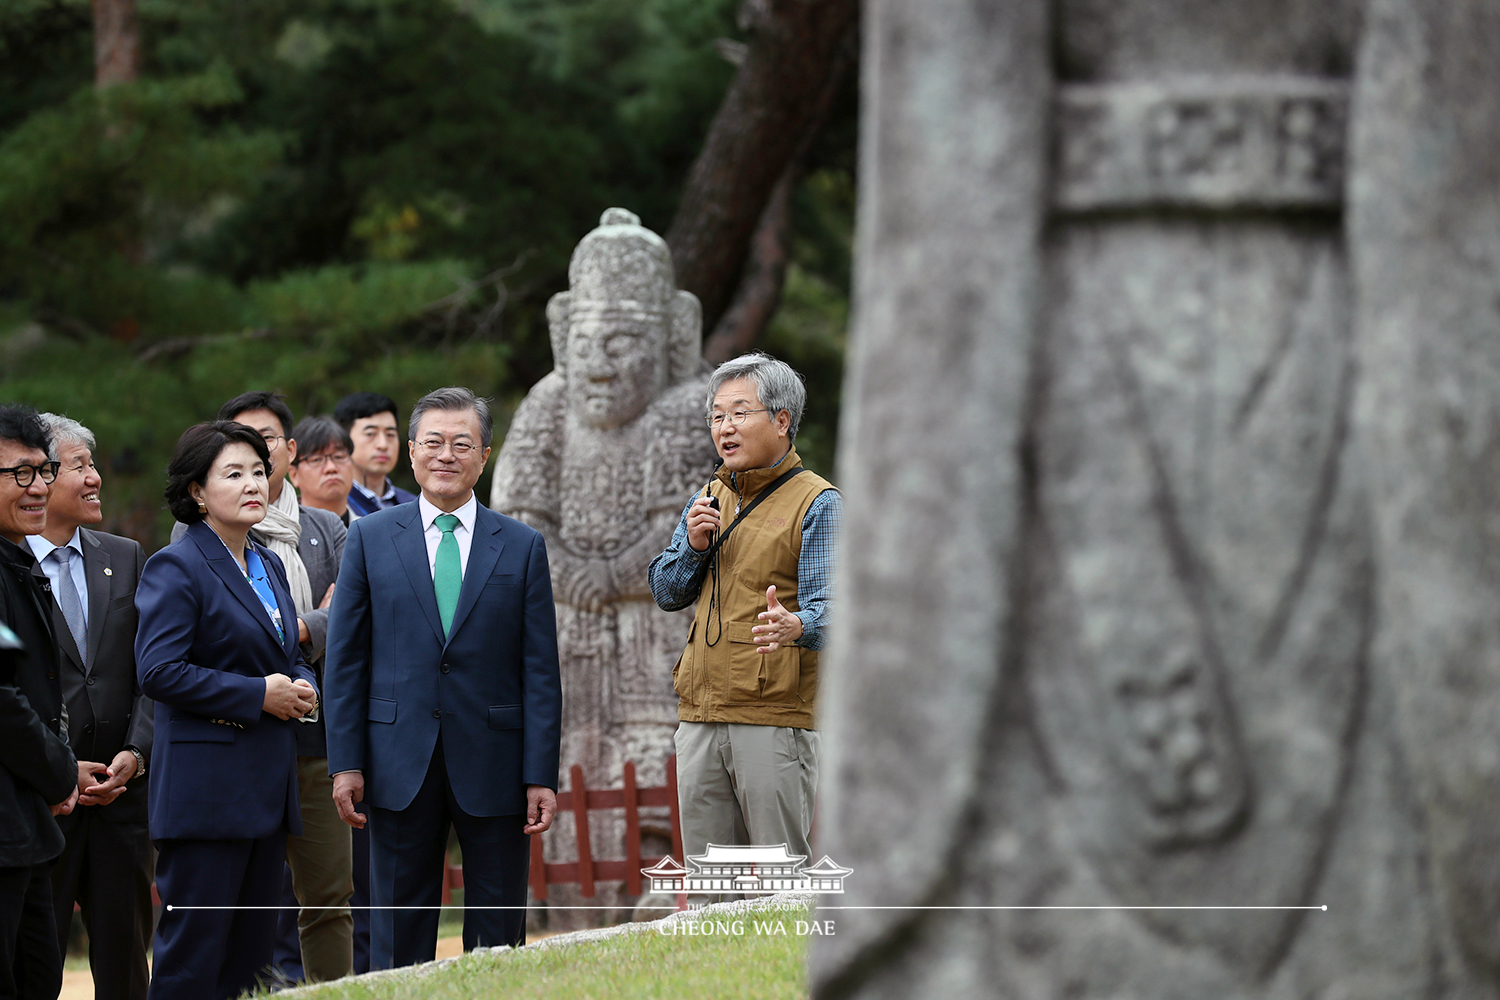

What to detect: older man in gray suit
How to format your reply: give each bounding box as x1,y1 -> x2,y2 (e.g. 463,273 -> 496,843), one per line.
172,391 -> 350,983
30,413 -> 152,1000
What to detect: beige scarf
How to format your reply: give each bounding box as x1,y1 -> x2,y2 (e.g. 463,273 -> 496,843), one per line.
255,484 -> 314,614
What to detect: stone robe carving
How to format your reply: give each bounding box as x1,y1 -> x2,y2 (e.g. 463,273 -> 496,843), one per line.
492,208 -> 715,926
812,1 -> 1499,998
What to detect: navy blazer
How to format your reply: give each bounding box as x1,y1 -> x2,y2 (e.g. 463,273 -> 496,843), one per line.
324,500 -> 562,817
135,521 -> 316,841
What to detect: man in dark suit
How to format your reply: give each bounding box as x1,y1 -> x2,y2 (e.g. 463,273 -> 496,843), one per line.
28,414 -> 151,1000
0,403 -> 78,1000
325,386 -> 562,970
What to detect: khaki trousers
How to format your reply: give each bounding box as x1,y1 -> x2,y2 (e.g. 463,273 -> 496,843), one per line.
674,722 -> 820,868
286,757 -> 353,982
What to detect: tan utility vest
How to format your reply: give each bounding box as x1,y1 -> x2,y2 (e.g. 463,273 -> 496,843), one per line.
673,447 -> 834,729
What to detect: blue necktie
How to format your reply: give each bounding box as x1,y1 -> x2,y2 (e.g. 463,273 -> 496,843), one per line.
50,547 -> 87,662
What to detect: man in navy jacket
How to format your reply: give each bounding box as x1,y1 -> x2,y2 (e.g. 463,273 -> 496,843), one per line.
325,387 -> 561,970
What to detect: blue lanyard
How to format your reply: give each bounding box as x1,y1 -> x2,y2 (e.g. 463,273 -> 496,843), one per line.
244,549 -> 285,642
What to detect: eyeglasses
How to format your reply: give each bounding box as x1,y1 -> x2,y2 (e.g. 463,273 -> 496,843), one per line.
707,409 -> 771,430
0,461 -> 60,487
261,434 -> 286,451
416,438 -> 477,458
296,451 -> 351,468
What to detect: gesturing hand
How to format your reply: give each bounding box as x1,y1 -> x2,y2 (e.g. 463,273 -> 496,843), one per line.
752,585 -> 803,654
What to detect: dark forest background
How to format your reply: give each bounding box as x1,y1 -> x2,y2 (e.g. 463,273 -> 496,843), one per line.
0,0 -> 856,547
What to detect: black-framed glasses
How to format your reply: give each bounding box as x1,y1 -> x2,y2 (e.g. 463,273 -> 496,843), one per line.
707,408 -> 771,430
0,461 -> 60,487
261,433 -> 286,451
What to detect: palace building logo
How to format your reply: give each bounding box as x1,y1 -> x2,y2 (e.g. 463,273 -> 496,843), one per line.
642,844 -> 852,894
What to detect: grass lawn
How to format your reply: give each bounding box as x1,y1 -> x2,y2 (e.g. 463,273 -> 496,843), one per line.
270,901 -> 813,1000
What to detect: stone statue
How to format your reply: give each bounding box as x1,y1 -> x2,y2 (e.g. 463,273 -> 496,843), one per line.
812,1 -> 1499,998
491,208 -> 715,926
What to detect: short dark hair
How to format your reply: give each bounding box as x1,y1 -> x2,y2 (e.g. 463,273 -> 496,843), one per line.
164,421 -> 272,524
0,404 -> 51,454
219,391 -> 295,440
291,416 -> 353,460
408,387 -> 494,448
334,392 -> 400,430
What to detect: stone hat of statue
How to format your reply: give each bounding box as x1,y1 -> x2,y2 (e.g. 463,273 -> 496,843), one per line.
568,207 -> 676,310
548,208 -> 703,387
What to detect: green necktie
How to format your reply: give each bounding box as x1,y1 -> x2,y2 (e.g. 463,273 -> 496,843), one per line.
434,513 -> 462,636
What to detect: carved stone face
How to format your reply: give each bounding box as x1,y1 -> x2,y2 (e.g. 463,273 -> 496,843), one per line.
566,304 -> 668,429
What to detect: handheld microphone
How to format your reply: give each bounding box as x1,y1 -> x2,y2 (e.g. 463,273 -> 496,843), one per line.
704,458 -> 723,510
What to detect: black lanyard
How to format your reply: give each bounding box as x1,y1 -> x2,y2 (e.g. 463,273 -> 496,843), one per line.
699,466 -> 804,645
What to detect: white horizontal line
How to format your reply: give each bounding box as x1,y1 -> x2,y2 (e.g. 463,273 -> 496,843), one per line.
164,904 -> 1328,912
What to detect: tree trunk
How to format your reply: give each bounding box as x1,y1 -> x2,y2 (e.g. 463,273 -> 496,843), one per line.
701,20 -> 856,364
92,0 -> 139,88
667,0 -> 858,337
701,160 -> 798,364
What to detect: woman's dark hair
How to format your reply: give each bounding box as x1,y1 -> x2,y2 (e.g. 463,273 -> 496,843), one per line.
164,421 -> 271,524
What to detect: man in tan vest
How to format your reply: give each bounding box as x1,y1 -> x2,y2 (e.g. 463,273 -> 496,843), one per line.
648,353 -> 840,879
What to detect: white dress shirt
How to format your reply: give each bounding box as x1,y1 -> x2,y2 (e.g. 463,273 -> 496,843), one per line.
418,492 -> 477,578
28,529 -> 89,630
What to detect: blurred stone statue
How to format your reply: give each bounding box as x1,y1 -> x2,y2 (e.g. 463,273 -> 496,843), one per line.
812,1 -> 1499,998
491,208 -> 715,925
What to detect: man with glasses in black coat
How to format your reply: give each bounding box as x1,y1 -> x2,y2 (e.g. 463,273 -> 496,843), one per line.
0,403 -> 79,1000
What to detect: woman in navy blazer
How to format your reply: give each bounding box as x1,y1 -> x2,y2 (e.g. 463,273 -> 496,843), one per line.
135,422 -> 318,1000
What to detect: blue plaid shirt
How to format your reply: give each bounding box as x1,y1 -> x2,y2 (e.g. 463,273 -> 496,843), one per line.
648,479 -> 841,650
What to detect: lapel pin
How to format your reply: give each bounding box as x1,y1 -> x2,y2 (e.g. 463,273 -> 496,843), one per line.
104,568 -> 113,576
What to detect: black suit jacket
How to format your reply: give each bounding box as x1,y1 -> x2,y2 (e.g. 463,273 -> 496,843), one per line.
0,536 -> 76,868
43,530 -> 152,826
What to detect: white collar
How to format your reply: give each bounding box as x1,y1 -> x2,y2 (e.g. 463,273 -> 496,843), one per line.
26,528 -> 83,563
418,492 -> 478,532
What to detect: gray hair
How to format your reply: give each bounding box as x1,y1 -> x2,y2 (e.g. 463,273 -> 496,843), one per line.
408,387 -> 494,449
38,413 -> 96,462
706,353 -> 807,440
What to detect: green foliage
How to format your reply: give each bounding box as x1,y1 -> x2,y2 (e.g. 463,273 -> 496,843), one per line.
0,0 -> 853,549
0,1 -> 92,132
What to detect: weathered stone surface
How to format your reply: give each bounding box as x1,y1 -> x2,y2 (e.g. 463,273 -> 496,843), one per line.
812,0 -> 1499,997
492,208 -> 716,927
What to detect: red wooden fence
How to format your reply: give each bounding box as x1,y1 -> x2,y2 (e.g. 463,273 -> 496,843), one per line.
442,756 -> 683,904
131,758 -> 683,915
